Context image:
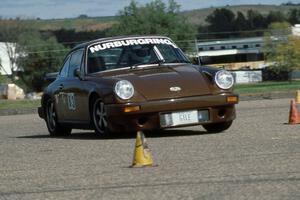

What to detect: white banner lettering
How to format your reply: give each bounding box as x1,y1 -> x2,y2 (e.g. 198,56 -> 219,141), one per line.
89,38 -> 177,53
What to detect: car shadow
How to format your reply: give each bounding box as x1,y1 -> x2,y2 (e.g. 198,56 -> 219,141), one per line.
17,129 -> 214,140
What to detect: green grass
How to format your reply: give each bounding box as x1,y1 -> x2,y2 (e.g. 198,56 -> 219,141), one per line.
234,81 -> 300,94
0,16 -> 116,32
0,99 -> 40,110
21,16 -> 116,31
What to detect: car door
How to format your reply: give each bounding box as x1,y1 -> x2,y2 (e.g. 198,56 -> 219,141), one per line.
59,49 -> 89,122
54,55 -> 71,122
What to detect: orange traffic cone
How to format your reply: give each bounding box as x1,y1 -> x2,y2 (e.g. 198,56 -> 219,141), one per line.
288,100 -> 300,124
131,131 -> 154,167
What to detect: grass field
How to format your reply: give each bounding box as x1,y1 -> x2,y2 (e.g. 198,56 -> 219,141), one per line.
234,81 -> 300,94
0,16 -> 116,32
21,17 -> 116,31
0,99 -> 40,110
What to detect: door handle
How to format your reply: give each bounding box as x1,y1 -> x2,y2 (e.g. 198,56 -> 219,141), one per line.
58,84 -> 64,90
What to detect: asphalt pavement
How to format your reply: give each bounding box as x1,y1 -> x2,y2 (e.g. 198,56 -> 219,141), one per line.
0,98 -> 299,200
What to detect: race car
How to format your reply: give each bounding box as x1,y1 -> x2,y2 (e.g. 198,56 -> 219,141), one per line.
38,35 -> 238,136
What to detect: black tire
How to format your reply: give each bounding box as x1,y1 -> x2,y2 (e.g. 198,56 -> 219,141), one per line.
45,99 -> 72,137
91,98 -> 109,136
202,121 -> 233,133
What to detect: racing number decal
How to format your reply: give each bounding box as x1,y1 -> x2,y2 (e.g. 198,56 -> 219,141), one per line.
67,93 -> 76,110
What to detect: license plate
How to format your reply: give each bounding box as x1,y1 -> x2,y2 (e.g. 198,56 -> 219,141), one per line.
160,110 -> 209,127
172,110 -> 198,126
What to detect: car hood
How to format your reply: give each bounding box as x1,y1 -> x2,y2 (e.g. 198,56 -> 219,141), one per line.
95,64 -> 212,101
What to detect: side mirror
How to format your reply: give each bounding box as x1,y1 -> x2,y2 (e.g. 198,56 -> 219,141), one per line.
44,72 -> 58,82
74,68 -> 83,80
191,57 -> 201,65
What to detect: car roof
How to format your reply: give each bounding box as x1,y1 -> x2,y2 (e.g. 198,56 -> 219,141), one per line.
72,35 -> 171,51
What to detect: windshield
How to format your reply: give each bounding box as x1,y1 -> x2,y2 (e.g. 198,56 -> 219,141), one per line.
87,38 -> 190,74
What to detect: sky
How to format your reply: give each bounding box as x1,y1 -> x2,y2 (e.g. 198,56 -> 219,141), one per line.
0,0 -> 299,19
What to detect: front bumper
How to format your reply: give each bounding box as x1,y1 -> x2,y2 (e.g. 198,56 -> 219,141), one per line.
105,93 -> 238,132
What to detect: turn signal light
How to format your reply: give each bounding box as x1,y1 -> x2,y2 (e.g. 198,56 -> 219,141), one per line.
124,106 -> 141,113
227,96 -> 238,103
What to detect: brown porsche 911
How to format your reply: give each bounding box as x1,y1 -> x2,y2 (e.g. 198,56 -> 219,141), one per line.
38,35 -> 238,136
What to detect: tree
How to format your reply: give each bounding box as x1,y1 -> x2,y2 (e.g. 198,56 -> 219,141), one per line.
288,9 -> 300,24
235,12 -> 249,31
268,21 -> 291,37
52,29 -> 106,48
108,0 -> 196,51
264,22 -> 300,81
267,35 -> 300,80
246,10 -> 267,29
16,31 -> 69,92
266,11 -> 286,25
78,14 -> 88,19
202,8 -> 294,38
206,8 -> 236,32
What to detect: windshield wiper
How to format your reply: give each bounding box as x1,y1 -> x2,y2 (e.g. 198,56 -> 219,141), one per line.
149,59 -> 165,66
130,59 -> 165,69
167,59 -> 190,64
129,59 -> 190,69
130,62 -> 146,69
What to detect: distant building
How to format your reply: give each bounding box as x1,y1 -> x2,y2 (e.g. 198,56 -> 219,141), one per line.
0,42 -> 17,75
197,25 -> 300,71
197,37 -> 267,70
195,26 -> 300,83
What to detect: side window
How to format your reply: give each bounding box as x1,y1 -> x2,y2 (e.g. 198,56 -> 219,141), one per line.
59,56 -> 70,78
68,50 -> 84,77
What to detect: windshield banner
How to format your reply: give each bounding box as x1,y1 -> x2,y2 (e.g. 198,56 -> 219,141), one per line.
89,38 -> 177,53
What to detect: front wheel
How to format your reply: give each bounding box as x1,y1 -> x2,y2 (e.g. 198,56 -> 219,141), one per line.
202,121 -> 233,133
45,99 -> 71,137
92,99 -> 109,136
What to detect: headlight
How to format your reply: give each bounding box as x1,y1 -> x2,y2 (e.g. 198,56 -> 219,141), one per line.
214,70 -> 234,90
114,80 -> 134,100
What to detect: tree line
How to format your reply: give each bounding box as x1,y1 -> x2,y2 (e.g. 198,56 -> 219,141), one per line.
199,7 -> 300,39
0,0 -> 300,92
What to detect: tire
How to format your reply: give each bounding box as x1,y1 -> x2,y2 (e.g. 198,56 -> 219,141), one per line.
202,121 -> 233,133
45,99 -> 72,137
92,98 -> 109,136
